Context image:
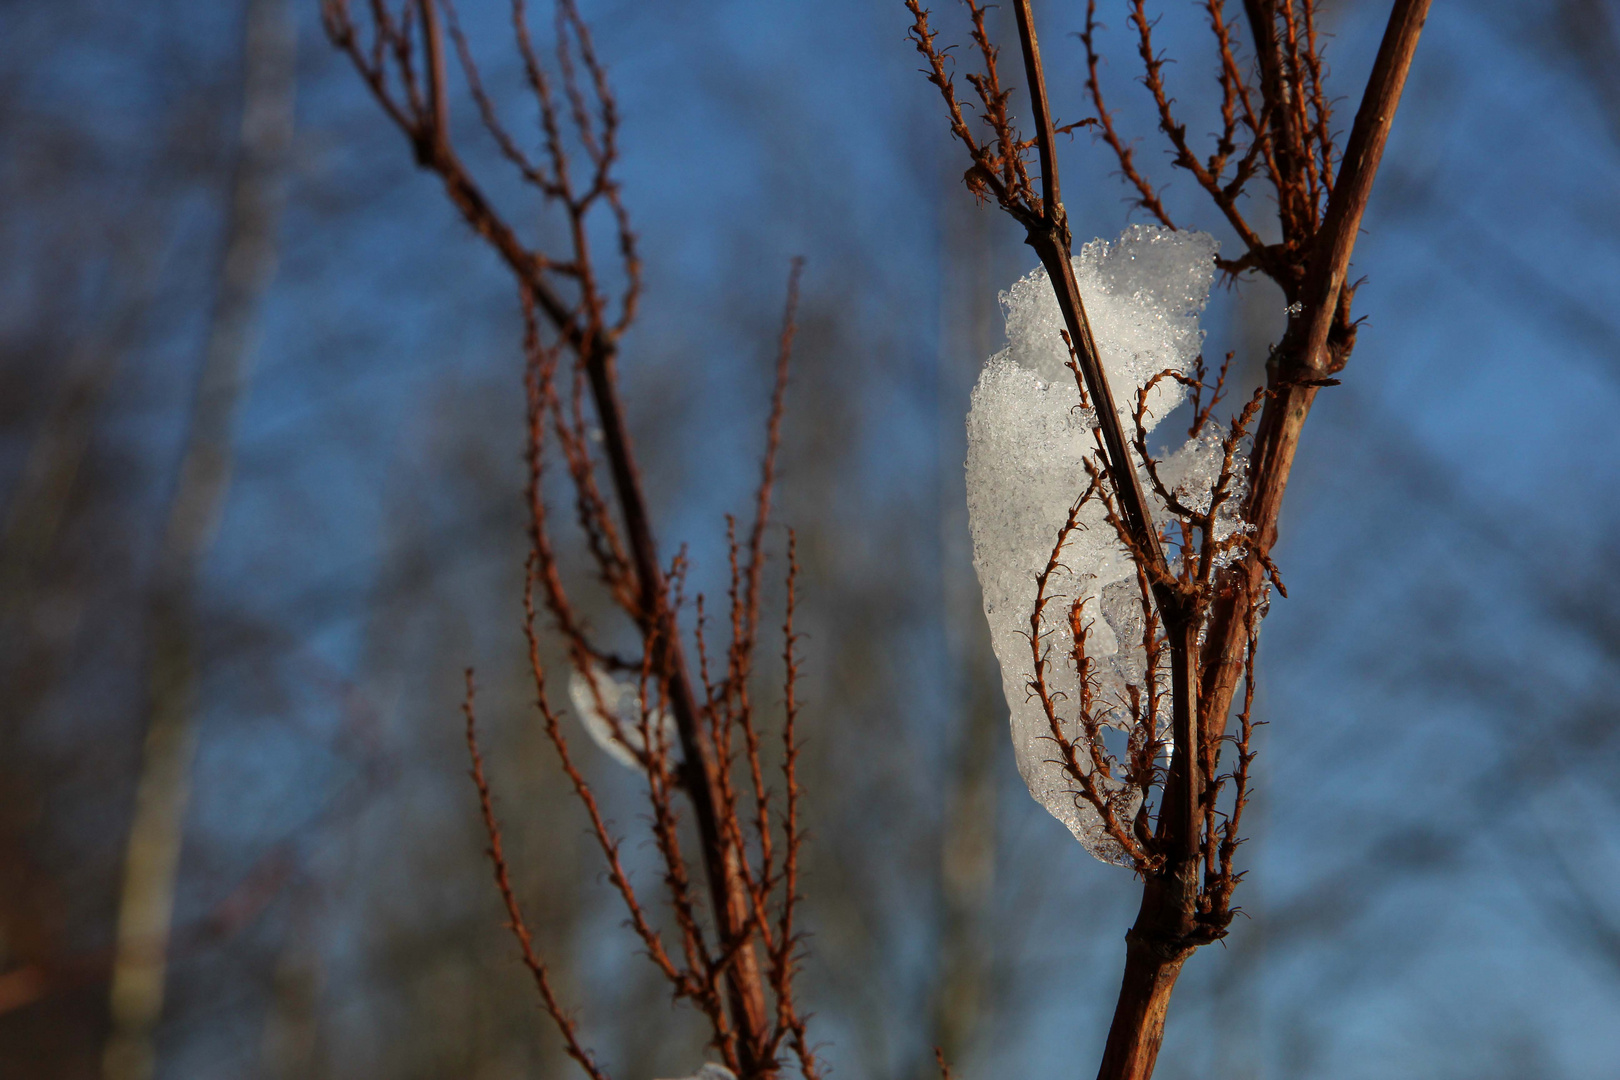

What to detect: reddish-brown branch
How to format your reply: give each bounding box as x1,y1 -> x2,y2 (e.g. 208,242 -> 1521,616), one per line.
744,259 -> 804,657
909,2 -> 1431,1077
769,534 -> 819,1080
1241,0 -> 1308,241
1026,489 -> 1150,868
1300,0 -> 1335,202
992,4 -> 1183,630
1012,0 -> 1062,224
579,340 -> 774,1069
1298,0 -> 1429,377
519,581 -> 695,996
980,26 -> 1210,1033
727,261 -> 806,945
321,7 -> 825,1068
417,0 -> 450,138
463,672 -> 613,1080
1201,0 -> 1432,758
1081,1 -> 1176,228
1126,0 -> 1269,262
1093,921 -> 1190,1080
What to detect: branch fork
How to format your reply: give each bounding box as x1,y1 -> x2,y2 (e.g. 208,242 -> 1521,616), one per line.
324,4 -> 819,1077
908,0 -> 1430,1075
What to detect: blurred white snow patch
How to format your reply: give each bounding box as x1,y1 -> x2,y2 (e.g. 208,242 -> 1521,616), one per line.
655,1066 -> 736,1080
567,661 -> 675,769
965,225 -> 1229,864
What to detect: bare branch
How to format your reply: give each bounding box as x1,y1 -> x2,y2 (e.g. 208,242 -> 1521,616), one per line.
463,673 -> 613,1080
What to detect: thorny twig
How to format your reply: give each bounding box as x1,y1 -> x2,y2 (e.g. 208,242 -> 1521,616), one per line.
325,4 -> 820,1077
464,673 -> 612,1080
906,0 -> 1430,1076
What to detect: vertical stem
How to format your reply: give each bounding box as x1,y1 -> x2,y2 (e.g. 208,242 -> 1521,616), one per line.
1096,858 -> 1200,1080
1095,928 -> 1188,1080
1096,622 -> 1201,1080
418,0 -> 450,138
1015,3 -> 1172,588
1200,0 -> 1433,750
1164,619 -> 1202,862
1009,11 -> 1209,1070
1012,0 -> 1062,218
580,339 -> 772,1074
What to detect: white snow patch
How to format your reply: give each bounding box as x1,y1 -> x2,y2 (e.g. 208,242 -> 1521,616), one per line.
567,661 -> 675,769
965,225 -> 1245,863
656,1066 -> 736,1080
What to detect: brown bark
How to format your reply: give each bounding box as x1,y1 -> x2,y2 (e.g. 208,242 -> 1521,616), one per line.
1015,1 -> 1206,878
1095,859 -> 1201,1080
1199,0 -> 1433,748
923,3 -> 1433,1078
104,2 -> 295,1077
1094,931 -> 1188,1079
580,339 -> 774,1070
323,3 -> 794,1069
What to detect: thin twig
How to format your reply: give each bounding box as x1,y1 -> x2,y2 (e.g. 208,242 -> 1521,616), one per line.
463,672 -> 613,1080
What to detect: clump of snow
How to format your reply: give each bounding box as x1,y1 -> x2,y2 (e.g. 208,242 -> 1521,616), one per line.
567,662 -> 675,769
965,225 -> 1244,863
656,1066 -> 736,1080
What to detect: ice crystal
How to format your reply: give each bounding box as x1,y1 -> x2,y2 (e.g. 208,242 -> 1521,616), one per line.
965,225 -> 1247,863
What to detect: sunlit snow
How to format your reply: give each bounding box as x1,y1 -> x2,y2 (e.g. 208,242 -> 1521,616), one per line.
965,225 -> 1245,863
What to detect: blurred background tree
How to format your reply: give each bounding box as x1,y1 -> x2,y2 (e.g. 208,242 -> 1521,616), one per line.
0,1 -> 1616,1078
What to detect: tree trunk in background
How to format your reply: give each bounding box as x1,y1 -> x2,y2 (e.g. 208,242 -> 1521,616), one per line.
0,262 -> 156,626
102,2 -> 294,1077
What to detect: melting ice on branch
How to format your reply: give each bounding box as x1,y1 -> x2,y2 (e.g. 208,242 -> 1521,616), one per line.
568,661 -> 676,769
965,225 -> 1247,864
655,1066 -> 737,1080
